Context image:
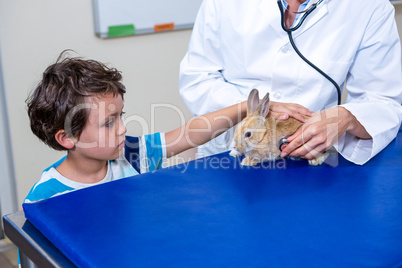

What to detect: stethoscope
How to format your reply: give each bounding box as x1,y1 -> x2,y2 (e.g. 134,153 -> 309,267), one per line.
277,0 -> 342,105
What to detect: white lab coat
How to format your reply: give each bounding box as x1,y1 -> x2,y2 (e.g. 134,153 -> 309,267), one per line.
180,0 -> 402,165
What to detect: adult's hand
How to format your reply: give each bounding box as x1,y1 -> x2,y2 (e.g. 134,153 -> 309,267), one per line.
269,101 -> 313,122
280,107 -> 371,159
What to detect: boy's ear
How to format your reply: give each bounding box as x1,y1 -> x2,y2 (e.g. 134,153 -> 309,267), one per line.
55,130 -> 76,149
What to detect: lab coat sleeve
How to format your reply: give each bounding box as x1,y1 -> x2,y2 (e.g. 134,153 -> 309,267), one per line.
334,4 -> 402,165
179,0 -> 246,116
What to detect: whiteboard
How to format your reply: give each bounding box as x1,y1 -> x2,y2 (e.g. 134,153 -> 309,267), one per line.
93,0 -> 203,38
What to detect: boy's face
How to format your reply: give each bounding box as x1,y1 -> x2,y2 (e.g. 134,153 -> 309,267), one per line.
72,92 -> 126,161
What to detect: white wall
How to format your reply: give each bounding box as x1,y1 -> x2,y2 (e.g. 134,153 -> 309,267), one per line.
0,0 -> 194,207
0,47 -> 18,217
1,1 -> 402,208
395,4 -> 402,32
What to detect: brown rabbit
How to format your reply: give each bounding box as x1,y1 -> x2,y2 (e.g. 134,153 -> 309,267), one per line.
229,89 -> 328,166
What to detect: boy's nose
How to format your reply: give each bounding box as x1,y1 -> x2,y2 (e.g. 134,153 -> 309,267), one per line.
118,118 -> 127,135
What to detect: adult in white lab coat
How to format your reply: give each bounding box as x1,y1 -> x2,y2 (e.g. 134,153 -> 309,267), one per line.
179,0 -> 402,165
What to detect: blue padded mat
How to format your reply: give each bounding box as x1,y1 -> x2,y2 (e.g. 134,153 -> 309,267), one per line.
23,129 -> 402,267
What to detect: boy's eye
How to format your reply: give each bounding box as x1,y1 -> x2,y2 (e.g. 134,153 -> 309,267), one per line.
105,119 -> 115,127
105,112 -> 124,127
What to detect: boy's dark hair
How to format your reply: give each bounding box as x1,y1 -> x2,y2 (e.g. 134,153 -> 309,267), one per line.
27,50 -> 126,151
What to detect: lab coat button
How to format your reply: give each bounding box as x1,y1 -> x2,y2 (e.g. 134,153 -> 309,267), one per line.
281,45 -> 290,53
273,91 -> 281,99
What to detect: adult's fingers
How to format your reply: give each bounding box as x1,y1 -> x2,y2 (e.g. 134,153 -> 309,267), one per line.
270,111 -> 289,120
280,127 -> 308,157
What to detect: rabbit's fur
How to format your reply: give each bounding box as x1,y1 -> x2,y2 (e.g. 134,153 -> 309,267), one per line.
229,89 -> 328,166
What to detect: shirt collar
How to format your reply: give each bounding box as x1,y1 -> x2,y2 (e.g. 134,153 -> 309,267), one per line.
280,0 -> 311,12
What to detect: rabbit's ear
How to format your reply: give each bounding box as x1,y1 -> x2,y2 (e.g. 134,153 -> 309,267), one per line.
255,92 -> 270,117
247,89 -> 260,115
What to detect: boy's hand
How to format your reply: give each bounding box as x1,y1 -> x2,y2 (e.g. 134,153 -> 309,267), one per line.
269,101 -> 314,123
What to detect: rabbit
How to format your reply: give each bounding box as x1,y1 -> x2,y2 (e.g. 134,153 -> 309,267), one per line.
229,89 -> 328,166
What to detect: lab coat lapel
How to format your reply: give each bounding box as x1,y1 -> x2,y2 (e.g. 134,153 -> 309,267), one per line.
259,0 -> 329,42
259,0 -> 288,41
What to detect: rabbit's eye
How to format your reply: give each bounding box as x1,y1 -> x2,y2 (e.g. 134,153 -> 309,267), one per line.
245,131 -> 252,138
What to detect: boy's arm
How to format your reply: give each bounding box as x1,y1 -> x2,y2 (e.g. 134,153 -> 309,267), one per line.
165,101 -> 247,158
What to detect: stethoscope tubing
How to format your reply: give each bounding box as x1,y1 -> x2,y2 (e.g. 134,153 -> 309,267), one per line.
277,0 -> 342,105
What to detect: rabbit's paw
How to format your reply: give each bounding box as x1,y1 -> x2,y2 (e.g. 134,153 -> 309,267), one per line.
229,149 -> 243,158
241,157 -> 258,166
308,152 -> 329,166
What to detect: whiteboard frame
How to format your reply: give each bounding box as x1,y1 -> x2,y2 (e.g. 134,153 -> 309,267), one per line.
93,0 -> 203,38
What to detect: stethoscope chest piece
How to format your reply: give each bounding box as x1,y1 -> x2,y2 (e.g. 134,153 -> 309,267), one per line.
278,135 -> 290,152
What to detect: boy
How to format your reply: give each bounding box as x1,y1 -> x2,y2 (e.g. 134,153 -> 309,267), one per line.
25,51 -> 309,203
24,51 -> 248,203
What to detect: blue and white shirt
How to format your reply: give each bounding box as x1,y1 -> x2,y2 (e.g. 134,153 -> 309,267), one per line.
24,133 -> 167,203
